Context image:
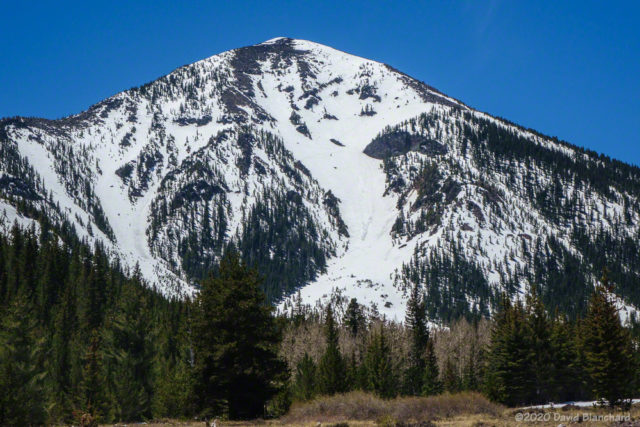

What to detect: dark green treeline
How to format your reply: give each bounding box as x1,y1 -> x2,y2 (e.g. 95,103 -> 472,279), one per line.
1,220 -> 638,425
0,223 -> 191,424
0,224 -> 287,425
288,277 -> 638,409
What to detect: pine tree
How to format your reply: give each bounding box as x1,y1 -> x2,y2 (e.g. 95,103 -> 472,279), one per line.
582,270 -> 635,407
346,350 -> 363,391
80,329 -> 108,421
291,290 -> 307,327
0,234 -> 7,305
484,298 -> 535,406
363,325 -> 396,398
83,245 -> 108,331
344,298 -> 366,337
292,352 -> 317,401
5,223 -> 25,301
421,338 -> 442,396
549,314 -> 582,401
47,282 -> 76,423
461,342 -> 480,391
0,295 -> 47,425
317,305 -> 347,395
152,356 -> 193,419
102,285 -> 154,421
151,292 -> 194,419
525,286 -> 553,404
191,250 -> 287,419
404,282 -> 428,395
442,356 -> 460,393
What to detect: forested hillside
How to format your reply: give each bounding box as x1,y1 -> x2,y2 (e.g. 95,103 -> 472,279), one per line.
3,38 -> 639,320
0,223 -> 191,424
2,218 -> 636,424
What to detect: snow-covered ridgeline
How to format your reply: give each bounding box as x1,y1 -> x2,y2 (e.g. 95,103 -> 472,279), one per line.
2,38 -> 639,320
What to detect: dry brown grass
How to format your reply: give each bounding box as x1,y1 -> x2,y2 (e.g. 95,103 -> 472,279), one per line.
101,422 -> 208,427
100,397 -> 640,426
281,391 -> 503,425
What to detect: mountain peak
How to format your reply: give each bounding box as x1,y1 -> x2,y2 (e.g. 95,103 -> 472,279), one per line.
2,39 -> 640,322
258,36 -> 292,45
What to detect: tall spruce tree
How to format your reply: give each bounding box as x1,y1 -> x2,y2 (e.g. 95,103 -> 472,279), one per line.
80,329 -> 108,421
484,298 -> 535,406
152,355 -> 193,419
344,298 -> 366,337
525,286 -> 553,404
292,352 -> 317,401
404,282 -> 429,395
151,295 -> 194,419
317,305 -> 347,395
346,350 -> 364,391
442,356 -> 460,393
549,314 -> 583,401
462,342 -> 480,391
47,281 -> 76,422
582,271 -> 635,407
0,295 -> 47,425
363,325 -> 396,398
421,338 -> 442,396
191,250 -> 287,419
102,284 -> 154,421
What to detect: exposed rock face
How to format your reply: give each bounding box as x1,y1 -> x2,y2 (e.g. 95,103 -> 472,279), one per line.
364,129 -> 447,159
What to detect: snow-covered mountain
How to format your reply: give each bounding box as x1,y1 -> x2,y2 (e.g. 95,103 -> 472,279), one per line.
2,37 -> 640,320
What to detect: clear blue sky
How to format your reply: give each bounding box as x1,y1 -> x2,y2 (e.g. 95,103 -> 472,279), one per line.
2,1 -> 638,164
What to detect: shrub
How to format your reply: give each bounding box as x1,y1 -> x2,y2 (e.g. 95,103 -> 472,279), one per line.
282,391 -> 503,424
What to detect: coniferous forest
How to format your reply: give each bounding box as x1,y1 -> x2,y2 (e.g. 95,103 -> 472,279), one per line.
1,220 -> 638,425
0,19 -> 638,426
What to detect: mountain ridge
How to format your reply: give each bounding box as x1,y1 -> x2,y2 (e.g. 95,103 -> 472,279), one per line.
2,37 -> 640,321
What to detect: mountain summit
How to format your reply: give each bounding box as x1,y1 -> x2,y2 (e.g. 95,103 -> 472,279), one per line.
2,38 -> 640,320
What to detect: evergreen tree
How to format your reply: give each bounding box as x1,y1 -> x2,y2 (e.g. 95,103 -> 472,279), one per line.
549,314 -> 583,401
344,298 -> 366,337
0,296 -> 47,425
442,356 -> 460,393
292,352 -> 317,401
317,305 -> 347,395
461,343 -> 480,391
484,298 -> 535,406
346,350 -> 364,391
291,291 -> 307,327
152,356 -> 193,419
525,286 -> 553,404
582,271 -> 635,407
363,325 -> 396,398
47,281 -> 76,422
404,282 -> 429,395
191,250 -> 287,419
102,285 -> 154,421
80,329 -> 107,421
83,246 -> 108,331
151,295 -> 194,419
421,338 -> 442,396
0,223 -> 195,423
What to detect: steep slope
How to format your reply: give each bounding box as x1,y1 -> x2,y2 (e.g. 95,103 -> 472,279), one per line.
1,37 -> 639,320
